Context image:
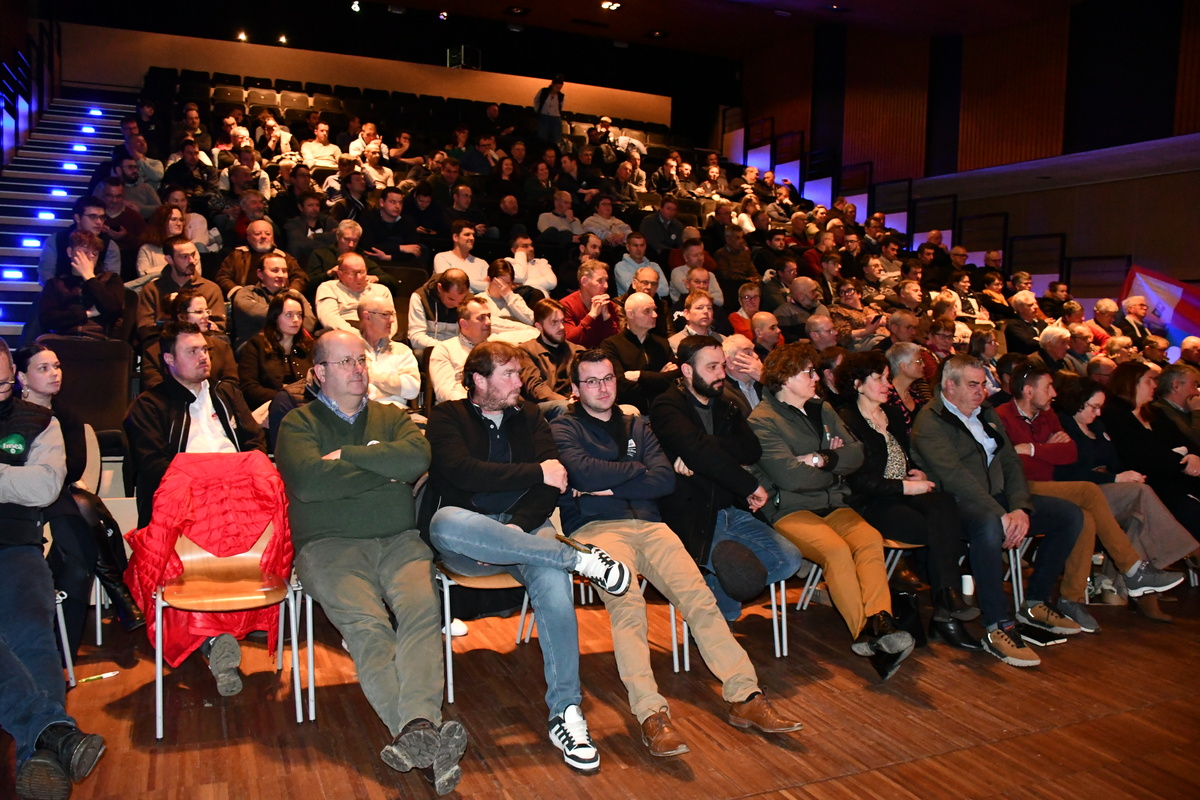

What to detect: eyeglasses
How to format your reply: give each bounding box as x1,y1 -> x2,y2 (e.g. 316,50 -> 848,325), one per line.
0,379 -> 14,389
320,356 -> 367,370
185,308 -> 211,316
81,213 -> 106,221
1084,402 -> 1103,412
366,310 -> 395,318
579,374 -> 616,388
796,368 -> 817,378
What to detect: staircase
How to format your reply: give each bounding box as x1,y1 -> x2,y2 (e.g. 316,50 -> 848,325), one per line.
0,96 -> 134,343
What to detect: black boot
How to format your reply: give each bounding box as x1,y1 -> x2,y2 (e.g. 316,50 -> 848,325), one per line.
935,586 -> 980,622
865,611 -> 914,655
868,648 -> 910,681
34,723 -> 106,783
928,617 -> 984,651
79,492 -> 145,632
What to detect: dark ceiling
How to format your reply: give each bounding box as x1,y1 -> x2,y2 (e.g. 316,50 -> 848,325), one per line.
372,0 -> 1082,52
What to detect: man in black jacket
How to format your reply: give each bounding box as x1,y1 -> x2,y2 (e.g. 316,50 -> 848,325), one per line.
518,298 -> 582,419
1004,291 -> 1048,356
424,342 -> 630,772
125,323 -> 265,527
649,336 -> 802,620
601,292 -> 677,412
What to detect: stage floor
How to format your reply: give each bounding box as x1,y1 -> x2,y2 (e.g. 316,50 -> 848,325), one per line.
11,582 -> 1200,800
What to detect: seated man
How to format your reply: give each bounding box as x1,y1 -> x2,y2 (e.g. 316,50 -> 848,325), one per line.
1025,325 -> 1078,375
408,269 -> 471,358
429,296 -> 492,405
616,267 -> 674,340
230,254 -> 317,350
0,339 -> 106,798
504,234 -> 558,299
37,195 -> 121,285
536,190 -> 584,246
995,363 -> 1182,633
274,330 -> 466,795
602,292 -> 678,413
441,184 -> 495,240
425,341 -> 633,771
477,259 -> 535,332
315,252 -> 394,333
306,219 -> 391,299
299,121 -> 341,174
721,334 -> 763,415
1004,291 -> 1048,356
550,350 -> 802,758
911,355 -> 1084,667
638,196 -> 684,259
161,139 -> 219,216
668,290 -> 721,353
268,163 -> 316,229
283,191 -> 337,269
668,240 -> 725,306
1153,363 -> 1200,451
432,220 -> 488,292
216,220 -> 307,299
519,298 -> 583,420
357,295 -> 420,406
136,235 -> 226,342
561,260 -> 619,348
650,335 -> 803,621
359,186 -> 425,266
614,233 -> 669,297
775,277 -> 830,343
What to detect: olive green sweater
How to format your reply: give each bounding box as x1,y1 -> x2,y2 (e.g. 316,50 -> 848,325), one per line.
275,398 -> 431,551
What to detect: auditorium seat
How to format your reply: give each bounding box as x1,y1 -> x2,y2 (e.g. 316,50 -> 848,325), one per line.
274,78 -> 303,92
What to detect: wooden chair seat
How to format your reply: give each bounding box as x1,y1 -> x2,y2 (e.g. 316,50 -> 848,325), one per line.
436,566 -> 523,592
163,574 -> 289,611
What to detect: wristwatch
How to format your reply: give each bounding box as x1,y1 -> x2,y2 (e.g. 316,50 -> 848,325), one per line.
809,454 -> 822,468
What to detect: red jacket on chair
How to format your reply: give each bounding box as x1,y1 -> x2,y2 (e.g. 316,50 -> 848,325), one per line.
125,450 -> 293,667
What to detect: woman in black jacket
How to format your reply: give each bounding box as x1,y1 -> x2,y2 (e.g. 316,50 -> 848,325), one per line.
835,351 -> 979,649
237,290 -> 315,413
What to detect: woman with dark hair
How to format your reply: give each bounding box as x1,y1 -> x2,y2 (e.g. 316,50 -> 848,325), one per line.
829,279 -> 887,352
945,269 -> 990,327
817,345 -> 848,410
487,156 -> 520,201
835,351 -> 979,649
15,345 -> 144,655
401,180 -> 444,235
237,289 -> 315,415
523,161 -> 556,209
135,204 -> 186,282
40,231 -> 127,339
1062,372 -> 1198,620
968,329 -> 1002,395
978,270 -> 1015,321
141,289 -> 238,389
748,342 -> 914,680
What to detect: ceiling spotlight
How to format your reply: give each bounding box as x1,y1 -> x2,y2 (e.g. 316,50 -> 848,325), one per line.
825,4 -> 851,12
504,6 -> 529,15
438,11 -> 449,20
508,23 -> 524,32
601,1 -> 622,9
647,30 -> 667,38
351,0 -> 360,9
278,34 -> 288,44
236,31 -> 247,41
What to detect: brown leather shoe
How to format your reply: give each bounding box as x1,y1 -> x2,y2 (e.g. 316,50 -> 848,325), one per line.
640,711 -> 689,757
728,692 -> 803,734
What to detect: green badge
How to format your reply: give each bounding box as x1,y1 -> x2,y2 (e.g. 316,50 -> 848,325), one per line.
0,433 -> 27,456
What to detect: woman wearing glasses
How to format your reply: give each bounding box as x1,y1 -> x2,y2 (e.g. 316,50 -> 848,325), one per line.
828,279 -> 887,352
748,342 -> 914,680
238,290 -> 315,421
15,344 -> 145,656
141,289 -> 237,389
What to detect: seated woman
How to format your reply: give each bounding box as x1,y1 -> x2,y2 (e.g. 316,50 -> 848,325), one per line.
162,183 -> 221,252
828,279 -> 887,352
978,270 -> 1015,321
522,161 -> 556,211
141,289 -> 237,389
968,329 -> 1002,396
1103,335 -> 1138,364
134,204 -> 186,288
728,281 -> 760,339
1054,373 -> 1196,621
919,318 -> 957,383
884,342 -> 933,434
487,156 -> 520,202
748,342 -> 914,680
944,270 -> 992,329
237,289 -> 315,423
16,345 -> 145,657
835,351 -> 979,649
817,345 -> 847,410
40,231 -> 126,339
930,292 -> 973,347
735,196 -> 760,234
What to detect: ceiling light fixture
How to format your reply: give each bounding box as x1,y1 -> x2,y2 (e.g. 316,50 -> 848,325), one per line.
504,6 -> 529,15
647,30 -> 667,38
601,2 -> 622,10
438,11 -> 449,20
278,34 -> 288,44
236,31 -> 247,41
351,0 -> 360,10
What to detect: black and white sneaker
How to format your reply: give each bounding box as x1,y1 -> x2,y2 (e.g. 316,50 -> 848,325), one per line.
1124,561 -> 1185,597
559,535 -> 632,596
548,705 -> 600,771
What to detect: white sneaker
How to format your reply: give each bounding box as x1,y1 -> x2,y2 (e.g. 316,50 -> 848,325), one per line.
441,618 -> 469,637
570,543 -> 632,596
549,705 -> 599,771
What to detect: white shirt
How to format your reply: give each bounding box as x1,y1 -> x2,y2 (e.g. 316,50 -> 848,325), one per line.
185,381 -> 238,454
429,335 -> 476,404
433,250 -> 488,293
668,265 -> 725,306
944,400 -> 998,465
505,255 -> 557,295
314,280 -> 394,331
614,255 -> 669,297
363,335 -> 421,405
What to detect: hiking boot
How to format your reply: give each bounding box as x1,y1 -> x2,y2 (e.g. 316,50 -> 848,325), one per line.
1056,598 -> 1100,633
204,633 -> 243,697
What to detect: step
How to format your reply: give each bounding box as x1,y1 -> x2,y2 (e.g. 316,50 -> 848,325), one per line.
0,233 -> 49,250
0,246 -> 44,260
31,131 -> 124,147
3,164 -> 93,180
0,205 -> 73,223
54,98 -> 136,113
36,119 -> 123,136
0,190 -> 76,205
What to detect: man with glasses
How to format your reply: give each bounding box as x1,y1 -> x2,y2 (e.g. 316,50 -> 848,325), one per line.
276,330 -> 467,795
137,234 -> 226,343
37,195 -> 121,285
357,295 -> 420,407
551,350 -> 803,758
430,297 -> 494,404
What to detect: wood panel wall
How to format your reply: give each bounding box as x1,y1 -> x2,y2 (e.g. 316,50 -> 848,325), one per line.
958,13 -> 1070,172
1177,0 -> 1200,135
842,27 -> 929,183
741,24 -> 815,144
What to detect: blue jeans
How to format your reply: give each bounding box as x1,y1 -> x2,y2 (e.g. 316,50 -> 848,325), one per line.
537,114 -> 562,147
0,545 -> 75,764
955,494 -> 1083,627
704,507 -> 804,621
429,507 -> 580,718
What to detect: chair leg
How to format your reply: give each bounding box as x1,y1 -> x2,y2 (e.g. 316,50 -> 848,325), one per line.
92,577 -> 103,647
440,574 -> 455,705
155,592 -> 165,740
884,550 -> 901,581
770,579 -> 787,658
682,619 -> 690,672
55,592 -> 75,687
670,602 -> 680,673
798,565 -> 823,611
1008,548 -> 1024,617
305,592 -> 315,722
276,592 -> 286,672
516,591 -> 532,645
288,591 -> 301,724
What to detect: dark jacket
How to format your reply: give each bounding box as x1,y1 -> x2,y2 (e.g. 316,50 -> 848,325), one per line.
1054,413 -> 1123,484
1151,398 -> 1200,453
649,384 -> 761,563
550,405 -> 675,534
910,393 -> 1031,518
1004,317 -> 1046,356
39,271 -> 126,338
358,209 -> 420,261
124,374 -> 266,526
837,400 -> 914,506
237,333 -> 316,409
424,400 -> 561,535
601,328 -> 676,413
518,336 -> 582,403
1101,396 -> 1199,504
215,247 -> 306,298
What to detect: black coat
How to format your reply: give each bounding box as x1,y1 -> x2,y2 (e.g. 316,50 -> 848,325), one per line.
649,384 -> 761,563
837,400 -> 913,507
601,328 -> 676,413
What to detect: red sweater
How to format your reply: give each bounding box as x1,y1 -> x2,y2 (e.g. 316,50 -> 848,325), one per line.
994,399 -> 1078,482
561,290 -> 620,348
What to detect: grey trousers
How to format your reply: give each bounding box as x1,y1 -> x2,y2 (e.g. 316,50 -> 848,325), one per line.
1100,481 -> 1199,569
296,531 -> 444,737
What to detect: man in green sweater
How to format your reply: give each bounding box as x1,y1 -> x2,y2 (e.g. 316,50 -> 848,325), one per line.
275,330 -> 466,795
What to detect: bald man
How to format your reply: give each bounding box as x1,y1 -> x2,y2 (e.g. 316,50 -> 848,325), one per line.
750,312 -> 781,359
216,218 -> 307,297
601,292 -> 679,412
774,276 -> 829,342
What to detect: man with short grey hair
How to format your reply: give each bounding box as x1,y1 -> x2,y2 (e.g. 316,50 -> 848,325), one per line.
1004,290 -> 1047,356
1152,363 -> 1200,452
774,276 -> 828,341
602,292 -> 677,412
1116,295 -> 1150,348
1064,324 -> 1093,375
1177,336 -> 1200,368
1027,325 -> 1076,375
315,252 -> 393,332
358,294 -> 420,406
1085,298 -> 1121,348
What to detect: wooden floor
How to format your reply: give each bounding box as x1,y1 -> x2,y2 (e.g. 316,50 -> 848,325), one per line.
5,583 -> 1200,800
